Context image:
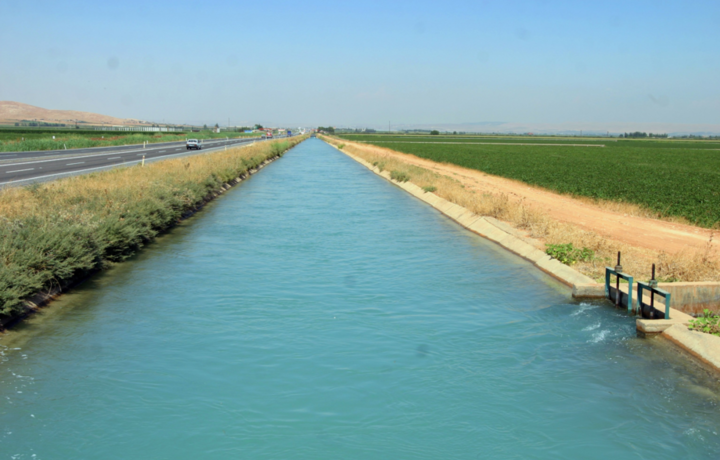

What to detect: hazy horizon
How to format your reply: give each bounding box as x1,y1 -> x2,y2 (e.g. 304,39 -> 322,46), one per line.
1,0 -> 718,131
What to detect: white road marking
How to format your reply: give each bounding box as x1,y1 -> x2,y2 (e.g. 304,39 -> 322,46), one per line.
66,162 -> 85,165
0,140 -> 259,185
108,157 -> 121,160
6,168 -> 35,173
1,143 -> 184,166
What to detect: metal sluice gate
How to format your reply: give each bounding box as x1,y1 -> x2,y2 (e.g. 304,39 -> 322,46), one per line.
604,253 -> 671,319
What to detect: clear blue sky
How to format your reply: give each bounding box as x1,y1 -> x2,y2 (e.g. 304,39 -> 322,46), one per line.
1,0 -> 718,129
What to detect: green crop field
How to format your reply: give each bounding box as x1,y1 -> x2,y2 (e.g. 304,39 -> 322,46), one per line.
0,128 -> 262,153
338,134 -> 720,228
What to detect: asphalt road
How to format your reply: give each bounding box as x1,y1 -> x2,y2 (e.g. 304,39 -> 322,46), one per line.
0,137 -> 271,186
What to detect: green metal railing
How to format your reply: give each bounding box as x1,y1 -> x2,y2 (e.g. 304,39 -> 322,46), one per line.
605,252 -> 634,313
636,264 -> 671,320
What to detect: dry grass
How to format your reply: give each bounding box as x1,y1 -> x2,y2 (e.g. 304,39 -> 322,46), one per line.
0,140 -> 293,218
322,135 -> 720,282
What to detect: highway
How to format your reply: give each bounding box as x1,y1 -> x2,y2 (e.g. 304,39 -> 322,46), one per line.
0,137 -> 268,186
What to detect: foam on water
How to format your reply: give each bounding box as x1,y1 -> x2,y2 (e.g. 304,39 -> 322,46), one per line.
588,329 -> 611,343
582,322 -> 601,332
570,302 -> 599,316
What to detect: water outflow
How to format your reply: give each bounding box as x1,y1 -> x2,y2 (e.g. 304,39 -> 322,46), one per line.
1,138 -> 719,458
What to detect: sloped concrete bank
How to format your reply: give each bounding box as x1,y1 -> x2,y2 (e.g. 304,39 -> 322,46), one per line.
322,139 -> 720,374
1,151 -> 289,331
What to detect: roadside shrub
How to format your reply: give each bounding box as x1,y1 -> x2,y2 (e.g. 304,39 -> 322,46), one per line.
546,243 -> 594,265
390,170 -> 410,182
337,143 -> 345,150
423,185 -> 437,193
372,161 -> 386,172
270,141 -> 290,157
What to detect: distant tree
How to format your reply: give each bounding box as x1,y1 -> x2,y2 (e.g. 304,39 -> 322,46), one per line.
214,123 -> 219,129
203,124 -> 208,129
625,131 -> 650,138
254,124 -> 263,130
453,131 -> 457,135
430,130 -> 440,135
318,126 -> 335,134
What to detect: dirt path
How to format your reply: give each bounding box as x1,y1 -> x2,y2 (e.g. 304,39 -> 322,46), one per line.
362,144 -> 717,256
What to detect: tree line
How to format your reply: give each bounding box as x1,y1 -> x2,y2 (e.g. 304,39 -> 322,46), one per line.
620,132 -> 668,138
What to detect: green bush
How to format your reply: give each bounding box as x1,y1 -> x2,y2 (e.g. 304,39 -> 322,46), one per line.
688,310 -> 720,336
422,185 -> 437,193
270,141 -> 290,157
390,170 -> 410,182
545,243 -> 594,265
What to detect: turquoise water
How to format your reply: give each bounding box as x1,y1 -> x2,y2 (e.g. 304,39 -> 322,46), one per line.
1,138 -> 719,459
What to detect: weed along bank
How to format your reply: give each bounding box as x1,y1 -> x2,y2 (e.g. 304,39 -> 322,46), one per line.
0,136 -> 306,328
320,135 -> 720,376
2,138 -> 720,458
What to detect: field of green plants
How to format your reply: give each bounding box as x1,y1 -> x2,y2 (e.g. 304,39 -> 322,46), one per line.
0,128 -> 262,153
338,134 -> 720,228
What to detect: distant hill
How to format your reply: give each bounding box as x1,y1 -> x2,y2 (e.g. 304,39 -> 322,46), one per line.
0,101 -> 148,126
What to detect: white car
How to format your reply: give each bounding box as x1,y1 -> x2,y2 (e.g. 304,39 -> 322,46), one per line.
186,139 -> 202,150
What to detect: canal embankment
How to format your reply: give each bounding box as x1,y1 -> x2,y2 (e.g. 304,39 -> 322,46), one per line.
0,136 -> 307,328
320,136 -> 720,374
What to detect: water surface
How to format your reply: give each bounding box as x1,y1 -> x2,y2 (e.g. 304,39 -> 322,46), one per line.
1,138 -> 719,459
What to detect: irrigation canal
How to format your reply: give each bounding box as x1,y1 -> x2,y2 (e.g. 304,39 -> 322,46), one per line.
1,138 -> 719,458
